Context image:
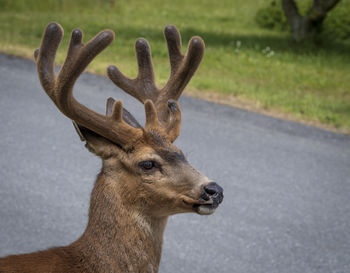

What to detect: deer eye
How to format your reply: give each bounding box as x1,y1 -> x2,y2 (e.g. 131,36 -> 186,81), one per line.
138,161 -> 157,171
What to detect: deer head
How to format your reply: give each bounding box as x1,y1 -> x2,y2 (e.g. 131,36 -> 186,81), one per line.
34,22 -> 223,217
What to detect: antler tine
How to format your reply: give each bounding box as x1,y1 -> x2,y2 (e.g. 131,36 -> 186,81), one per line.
56,28 -> 114,107
145,100 -> 161,129
161,25 -> 205,101
163,25 -> 183,77
107,38 -> 158,103
35,22 -> 143,148
165,100 -> 181,141
155,26 -> 204,127
34,23 -> 63,99
135,39 -> 157,95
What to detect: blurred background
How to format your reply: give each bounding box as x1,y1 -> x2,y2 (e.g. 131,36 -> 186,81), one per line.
0,0 -> 349,133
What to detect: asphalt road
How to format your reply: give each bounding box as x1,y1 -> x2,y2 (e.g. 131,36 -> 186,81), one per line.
0,53 -> 350,273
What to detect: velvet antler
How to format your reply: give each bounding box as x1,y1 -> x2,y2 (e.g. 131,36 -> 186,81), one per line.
35,22 -> 156,148
107,25 -> 205,142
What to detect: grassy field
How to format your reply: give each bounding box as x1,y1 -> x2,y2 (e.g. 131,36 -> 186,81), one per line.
0,0 -> 349,133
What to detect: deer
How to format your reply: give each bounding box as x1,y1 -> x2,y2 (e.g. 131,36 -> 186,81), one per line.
0,22 -> 223,273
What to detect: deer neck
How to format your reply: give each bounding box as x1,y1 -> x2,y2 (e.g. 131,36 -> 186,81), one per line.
72,172 -> 168,273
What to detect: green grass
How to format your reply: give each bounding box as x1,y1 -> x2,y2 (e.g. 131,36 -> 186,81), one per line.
0,0 -> 349,132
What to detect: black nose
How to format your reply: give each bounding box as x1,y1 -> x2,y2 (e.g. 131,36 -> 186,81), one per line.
202,182 -> 224,204
204,182 -> 223,196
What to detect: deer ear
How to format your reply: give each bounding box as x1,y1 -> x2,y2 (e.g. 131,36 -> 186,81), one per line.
72,122 -> 120,157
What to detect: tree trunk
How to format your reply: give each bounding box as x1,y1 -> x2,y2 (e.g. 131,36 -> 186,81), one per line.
281,0 -> 341,42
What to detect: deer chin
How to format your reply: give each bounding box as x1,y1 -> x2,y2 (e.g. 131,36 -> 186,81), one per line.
193,203 -> 217,215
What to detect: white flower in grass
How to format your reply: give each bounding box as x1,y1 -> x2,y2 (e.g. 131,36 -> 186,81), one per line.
267,50 -> 275,57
